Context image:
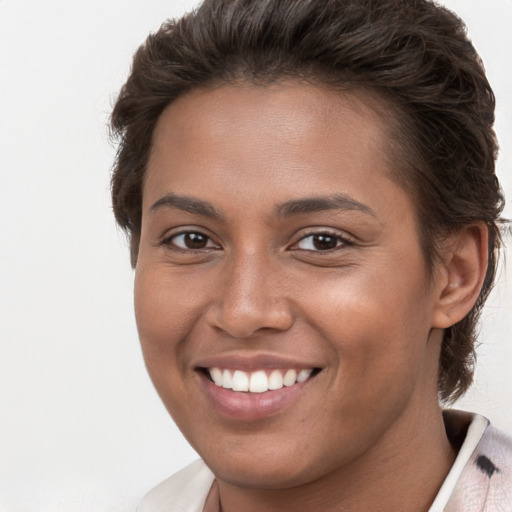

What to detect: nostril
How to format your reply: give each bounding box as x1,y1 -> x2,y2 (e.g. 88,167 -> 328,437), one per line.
206,306 -> 295,340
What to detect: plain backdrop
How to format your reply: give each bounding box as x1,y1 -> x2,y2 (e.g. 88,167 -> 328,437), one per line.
0,1 -> 511,510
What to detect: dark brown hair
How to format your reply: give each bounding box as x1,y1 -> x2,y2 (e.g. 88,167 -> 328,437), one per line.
110,0 -> 505,402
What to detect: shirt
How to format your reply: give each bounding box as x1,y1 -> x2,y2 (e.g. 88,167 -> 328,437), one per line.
137,410 -> 512,512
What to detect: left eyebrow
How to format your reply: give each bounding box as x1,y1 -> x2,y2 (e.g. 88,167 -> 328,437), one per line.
275,194 -> 376,218
150,193 -> 222,219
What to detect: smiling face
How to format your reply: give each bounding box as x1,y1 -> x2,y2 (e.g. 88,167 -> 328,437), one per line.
135,82 -> 448,491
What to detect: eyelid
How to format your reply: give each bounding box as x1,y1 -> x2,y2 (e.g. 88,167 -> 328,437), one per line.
290,229 -> 355,251
157,226 -> 354,252
158,228 -> 222,250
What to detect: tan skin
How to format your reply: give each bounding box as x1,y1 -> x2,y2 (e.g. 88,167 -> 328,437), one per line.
135,82 -> 488,511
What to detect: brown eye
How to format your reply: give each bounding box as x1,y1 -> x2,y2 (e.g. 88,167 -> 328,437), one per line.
168,231 -> 218,250
312,234 -> 338,250
183,232 -> 208,249
295,232 -> 348,251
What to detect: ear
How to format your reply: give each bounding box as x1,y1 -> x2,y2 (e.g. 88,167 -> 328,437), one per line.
431,223 -> 489,329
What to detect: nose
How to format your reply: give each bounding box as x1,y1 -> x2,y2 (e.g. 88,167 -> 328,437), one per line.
205,252 -> 294,339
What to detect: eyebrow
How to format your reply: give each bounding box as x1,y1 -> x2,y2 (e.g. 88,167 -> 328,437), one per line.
150,192 -> 376,220
276,194 -> 376,218
150,193 -> 221,219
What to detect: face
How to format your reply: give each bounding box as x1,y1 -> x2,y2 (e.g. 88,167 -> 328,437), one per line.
135,82 -> 445,489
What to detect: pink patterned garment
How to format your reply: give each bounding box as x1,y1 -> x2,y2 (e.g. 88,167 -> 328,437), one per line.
444,421 -> 512,511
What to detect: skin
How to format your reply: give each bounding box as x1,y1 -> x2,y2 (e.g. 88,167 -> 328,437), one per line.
134,82 -> 486,511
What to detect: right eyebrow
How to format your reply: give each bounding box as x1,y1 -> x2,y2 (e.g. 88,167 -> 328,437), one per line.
150,193 -> 222,219
275,194 -> 376,218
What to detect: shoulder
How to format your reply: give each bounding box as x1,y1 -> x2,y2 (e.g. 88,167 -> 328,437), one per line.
446,414 -> 512,511
472,423 -> 512,502
136,459 -> 215,512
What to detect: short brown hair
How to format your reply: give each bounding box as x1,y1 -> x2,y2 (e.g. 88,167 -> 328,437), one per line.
110,0 -> 505,402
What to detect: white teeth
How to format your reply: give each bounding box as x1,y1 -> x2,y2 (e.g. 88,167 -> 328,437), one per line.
208,367 -> 315,393
297,369 -> 312,383
268,370 -> 283,390
249,371 -> 268,393
210,367 -> 223,386
232,370 -> 249,391
222,369 -> 233,389
283,369 -> 297,386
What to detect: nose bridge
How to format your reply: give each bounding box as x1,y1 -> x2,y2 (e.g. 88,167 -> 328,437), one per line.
208,247 -> 293,338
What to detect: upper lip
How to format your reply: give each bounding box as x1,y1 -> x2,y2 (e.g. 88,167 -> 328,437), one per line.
193,353 -> 322,372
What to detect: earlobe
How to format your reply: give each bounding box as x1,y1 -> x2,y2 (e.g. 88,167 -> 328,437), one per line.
431,223 -> 489,329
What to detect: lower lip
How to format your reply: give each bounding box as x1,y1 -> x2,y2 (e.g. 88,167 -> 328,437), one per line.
198,372 -> 313,421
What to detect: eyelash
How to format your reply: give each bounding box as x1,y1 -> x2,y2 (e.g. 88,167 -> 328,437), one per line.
160,230 -> 220,251
292,231 -> 354,252
160,229 -> 353,252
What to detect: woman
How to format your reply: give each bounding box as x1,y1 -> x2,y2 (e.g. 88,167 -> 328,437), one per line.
110,0 -> 511,510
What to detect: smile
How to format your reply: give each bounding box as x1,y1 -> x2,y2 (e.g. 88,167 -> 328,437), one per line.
207,368 -> 315,393
195,357 -> 322,420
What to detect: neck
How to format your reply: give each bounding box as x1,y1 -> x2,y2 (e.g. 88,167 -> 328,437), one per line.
217,398 -> 456,512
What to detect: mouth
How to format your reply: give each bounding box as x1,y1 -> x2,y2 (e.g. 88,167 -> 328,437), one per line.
199,367 -> 322,393
194,356 -> 323,421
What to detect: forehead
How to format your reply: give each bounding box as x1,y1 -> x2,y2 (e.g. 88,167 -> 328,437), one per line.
149,81 -> 393,172
144,81 -> 408,221
151,82 -> 391,153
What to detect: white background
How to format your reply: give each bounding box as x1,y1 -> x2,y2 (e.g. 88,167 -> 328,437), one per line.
0,1 -> 510,510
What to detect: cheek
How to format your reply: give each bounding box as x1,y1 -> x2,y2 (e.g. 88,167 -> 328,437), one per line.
133,266 -> 207,423
301,262 -> 433,390
134,266 -> 194,374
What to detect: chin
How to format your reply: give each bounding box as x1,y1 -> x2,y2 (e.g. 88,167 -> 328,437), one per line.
212,463 -> 314,490
199,444 -> 332,490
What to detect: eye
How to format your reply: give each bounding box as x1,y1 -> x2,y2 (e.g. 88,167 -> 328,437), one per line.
165,231 -> 220,250
294,232 -> 350,251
